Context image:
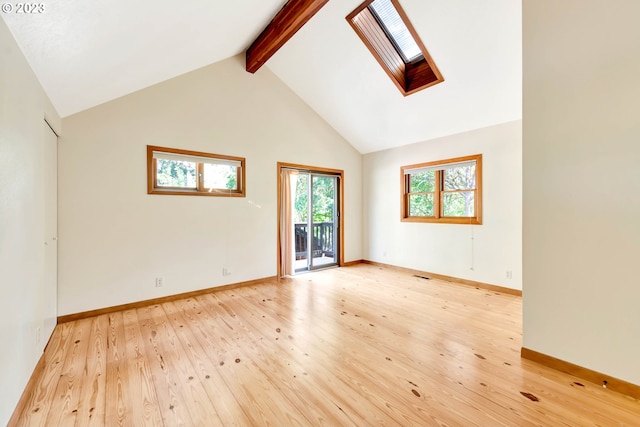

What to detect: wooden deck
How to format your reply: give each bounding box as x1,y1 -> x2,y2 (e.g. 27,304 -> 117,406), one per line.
294,254 -> 337,271
10,264 -> 640,426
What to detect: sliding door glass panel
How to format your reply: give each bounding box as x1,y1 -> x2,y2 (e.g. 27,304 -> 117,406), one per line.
294,174 -> 310,272
293,173 -> 338,273
310,175 -> 338,270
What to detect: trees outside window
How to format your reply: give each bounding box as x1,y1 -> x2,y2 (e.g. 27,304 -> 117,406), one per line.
401,154 -> 482,224
293,174 -> 335,224
147,146 -> 245,197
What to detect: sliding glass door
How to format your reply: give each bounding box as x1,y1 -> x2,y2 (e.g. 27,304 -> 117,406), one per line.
294,173 -> 338,272
279,164 -> 342,277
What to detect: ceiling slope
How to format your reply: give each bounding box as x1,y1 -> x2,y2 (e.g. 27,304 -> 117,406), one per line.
2,0 -> 287,117
266,0 -> 522,153
3,0 -> 521,154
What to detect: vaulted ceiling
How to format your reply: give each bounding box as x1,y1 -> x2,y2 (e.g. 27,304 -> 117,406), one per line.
2,0 -> 521,154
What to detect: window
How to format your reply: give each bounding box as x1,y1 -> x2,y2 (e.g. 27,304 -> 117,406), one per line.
147,146 -> 245,197
401,154 -> 482,224
347,0 -> 444,96
369,0 -> 422,62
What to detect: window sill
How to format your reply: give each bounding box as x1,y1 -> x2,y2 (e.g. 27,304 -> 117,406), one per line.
401,217 -> 482,225
149,188 -> 245,197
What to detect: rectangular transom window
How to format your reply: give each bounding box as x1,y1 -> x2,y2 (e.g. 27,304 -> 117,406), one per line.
147,146 -> 245,197
401,154 -> 482,224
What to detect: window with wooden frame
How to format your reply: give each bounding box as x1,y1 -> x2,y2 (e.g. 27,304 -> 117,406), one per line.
347,0 -> 444,96
401,154 -> 482,224
147,146 -> 245,197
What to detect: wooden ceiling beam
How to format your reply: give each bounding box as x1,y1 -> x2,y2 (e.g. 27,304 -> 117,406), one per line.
246,0 -> 329,74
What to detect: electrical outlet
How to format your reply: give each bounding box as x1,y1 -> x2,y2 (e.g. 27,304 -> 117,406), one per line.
223,268 -> 230,276
506,270 -> 513,279
155,277 -> 163,287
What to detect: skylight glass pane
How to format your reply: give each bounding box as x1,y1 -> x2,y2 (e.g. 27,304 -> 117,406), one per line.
370,0 -> 423,62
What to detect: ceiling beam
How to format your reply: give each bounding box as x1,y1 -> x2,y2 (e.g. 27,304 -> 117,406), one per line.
246,0 -> 329,74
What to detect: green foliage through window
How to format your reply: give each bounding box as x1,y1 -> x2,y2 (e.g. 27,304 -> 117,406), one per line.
156,159 -> 196,188
402,155 -> 482,224
293,174 -> 335,224
203,163 -> 238,191
148,146 -> 245,197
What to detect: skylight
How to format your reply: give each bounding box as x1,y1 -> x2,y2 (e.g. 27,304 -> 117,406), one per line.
369,0 -> 422,63
347,0 -> 444,96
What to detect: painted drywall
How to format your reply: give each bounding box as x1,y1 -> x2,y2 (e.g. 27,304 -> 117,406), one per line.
523,0 -> 640,385
0,18 -> 61,426
267,0 -> 522,154
363,120 -> 522,290
58,54 -> 362,316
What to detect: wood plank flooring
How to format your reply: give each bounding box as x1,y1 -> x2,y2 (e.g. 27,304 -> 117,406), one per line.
10,265 -> 640,426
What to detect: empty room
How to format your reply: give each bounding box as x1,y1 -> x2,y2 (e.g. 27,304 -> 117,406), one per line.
2,0 -> 639,425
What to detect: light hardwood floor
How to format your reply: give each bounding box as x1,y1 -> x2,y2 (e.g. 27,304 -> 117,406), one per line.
10,265 -> 640,426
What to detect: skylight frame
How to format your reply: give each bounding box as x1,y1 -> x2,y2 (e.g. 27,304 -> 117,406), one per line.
347,0 -> 444,96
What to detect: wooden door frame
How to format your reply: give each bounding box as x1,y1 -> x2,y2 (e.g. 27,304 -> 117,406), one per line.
277,162 -> 345,279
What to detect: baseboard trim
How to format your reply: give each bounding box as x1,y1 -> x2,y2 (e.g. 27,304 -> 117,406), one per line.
521,347 -> 640,400
360,260 -> 522,296
57,276 -> 278,324
59,262 -> 516,323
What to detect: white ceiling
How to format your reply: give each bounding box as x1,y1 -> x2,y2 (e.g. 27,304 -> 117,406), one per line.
2,0 -> 521,154
2,0 -> 287,117
267,0 -> 522,153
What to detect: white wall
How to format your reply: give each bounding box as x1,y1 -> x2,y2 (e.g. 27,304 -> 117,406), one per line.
0,18 -> 61,425
363,120 -> 522,290
523,0 -> 640,385
58,54 -> 362,316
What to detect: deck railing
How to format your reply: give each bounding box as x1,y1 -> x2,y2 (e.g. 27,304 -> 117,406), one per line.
295,222 -> 334,259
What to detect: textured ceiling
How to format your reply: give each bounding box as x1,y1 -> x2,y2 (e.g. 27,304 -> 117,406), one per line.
2,0 -> 521,153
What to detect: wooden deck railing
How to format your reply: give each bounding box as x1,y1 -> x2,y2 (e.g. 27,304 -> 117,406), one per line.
295,222 -> 334,259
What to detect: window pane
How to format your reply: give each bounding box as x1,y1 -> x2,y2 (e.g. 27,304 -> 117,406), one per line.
294,174 -> 309,223
442,191 -> 475,217
409,171 -> 435,193
370,0 -> 423,62
409,193 -> 434,217
156,159 -> 196,188
203,163 -> 238,191
444,164 -> 476,191
312,176 -> 335,223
